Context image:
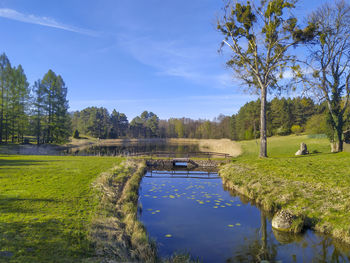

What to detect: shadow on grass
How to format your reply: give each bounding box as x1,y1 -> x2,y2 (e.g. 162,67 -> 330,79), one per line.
0,159 -> 47,168
0,219 -> 94,263
0,197 -> 60,214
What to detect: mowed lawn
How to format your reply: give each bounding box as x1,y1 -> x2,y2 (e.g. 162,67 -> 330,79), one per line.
0,155 -> 121,263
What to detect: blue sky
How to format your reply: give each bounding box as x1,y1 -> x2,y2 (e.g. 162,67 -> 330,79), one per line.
0,0 -> 328,120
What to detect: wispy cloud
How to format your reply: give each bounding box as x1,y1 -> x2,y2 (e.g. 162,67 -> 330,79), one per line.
117,34 -> 236,89
0,8 -> 98,36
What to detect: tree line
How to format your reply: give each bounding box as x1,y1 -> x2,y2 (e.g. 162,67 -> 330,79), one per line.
71,96 -> 346,141
0,53 -> 70,144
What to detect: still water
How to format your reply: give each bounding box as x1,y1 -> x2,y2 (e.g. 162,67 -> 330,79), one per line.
67,143 -> 199,156
138,170 -> 350,263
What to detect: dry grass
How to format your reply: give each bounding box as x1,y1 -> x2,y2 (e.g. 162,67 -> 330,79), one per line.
89,160 -> 157,262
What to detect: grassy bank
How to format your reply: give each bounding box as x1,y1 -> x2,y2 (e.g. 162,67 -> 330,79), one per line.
90,160 -> 157,262
0,155 -> 120,262
220,135 -> 350,243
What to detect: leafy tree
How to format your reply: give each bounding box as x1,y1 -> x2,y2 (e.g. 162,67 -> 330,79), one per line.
217,0 -> 315,157
301,0 -> 350,151
174,119 -> 184,138
305,113 -> 331,135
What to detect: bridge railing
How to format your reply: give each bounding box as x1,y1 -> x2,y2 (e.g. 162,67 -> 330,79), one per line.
128,151 -> 231,159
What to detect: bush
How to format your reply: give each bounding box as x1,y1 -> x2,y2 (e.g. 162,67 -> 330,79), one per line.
305,114 -> 329,135
291,125 -> 302,134
73,129 -> 80,139
276,126 -> 290,136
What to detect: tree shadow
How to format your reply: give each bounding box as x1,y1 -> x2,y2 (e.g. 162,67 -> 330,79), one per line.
0,219 -> 94,263
0,159 -> 46,168
0,197 -> 60,214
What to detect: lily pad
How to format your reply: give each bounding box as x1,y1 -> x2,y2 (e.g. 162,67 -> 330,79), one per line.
165,234 -> 172,238
228,224 -> 234,227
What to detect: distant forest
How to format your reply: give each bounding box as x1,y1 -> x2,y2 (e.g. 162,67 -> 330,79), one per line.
1,52 -> 348,144
71,97 -> 341,141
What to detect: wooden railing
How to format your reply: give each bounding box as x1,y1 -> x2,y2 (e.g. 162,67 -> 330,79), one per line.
128,151 -> 231,159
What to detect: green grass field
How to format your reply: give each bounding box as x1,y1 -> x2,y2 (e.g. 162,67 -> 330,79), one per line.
221,135 -> 350,243
0,155 -> 121,263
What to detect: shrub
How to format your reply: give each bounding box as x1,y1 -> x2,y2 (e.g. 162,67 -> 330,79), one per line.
291,125 -> 302,135
305,114 -> 328,135
276,126 -> 290,136
73,129 -> 80,139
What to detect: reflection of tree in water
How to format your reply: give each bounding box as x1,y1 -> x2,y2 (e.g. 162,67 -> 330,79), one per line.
71,143 -> 200,156
223,184 -> 350,262
225,212 -> 350,262
308,236 -> 350,262
225,212 -> 278,263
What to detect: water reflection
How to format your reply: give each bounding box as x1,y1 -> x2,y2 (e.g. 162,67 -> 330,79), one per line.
138,170 -> 350,263
66,143 -> 199,156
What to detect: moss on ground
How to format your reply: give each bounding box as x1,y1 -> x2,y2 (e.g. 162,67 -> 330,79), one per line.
220,135 -> 350,242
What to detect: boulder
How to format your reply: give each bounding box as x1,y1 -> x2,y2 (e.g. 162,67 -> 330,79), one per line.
272,210 -> 303,233
295,142 -> 309,156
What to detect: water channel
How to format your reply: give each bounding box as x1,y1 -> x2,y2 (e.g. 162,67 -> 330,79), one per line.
138,169 -> 350,262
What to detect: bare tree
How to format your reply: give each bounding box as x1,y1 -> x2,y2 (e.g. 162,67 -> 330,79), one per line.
302,0 -> 350,152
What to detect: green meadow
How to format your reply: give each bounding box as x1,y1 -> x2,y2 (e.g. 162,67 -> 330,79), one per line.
0,155 -> 121,262
221,135 -> 350,243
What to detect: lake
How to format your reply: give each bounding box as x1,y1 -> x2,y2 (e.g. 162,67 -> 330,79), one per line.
67,143 -> 199,156
138,169 -> 350,262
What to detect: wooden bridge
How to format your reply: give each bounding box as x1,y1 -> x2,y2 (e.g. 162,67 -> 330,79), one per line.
145,169 -> 220,179
129,151 -> 231,159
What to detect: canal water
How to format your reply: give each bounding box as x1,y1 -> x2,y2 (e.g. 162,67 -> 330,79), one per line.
138,170 -> 350,262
